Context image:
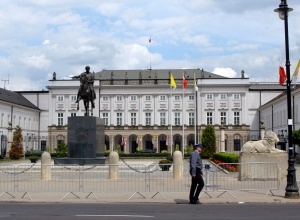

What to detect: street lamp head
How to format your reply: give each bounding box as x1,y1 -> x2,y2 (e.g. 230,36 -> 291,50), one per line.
274,0 -> 293,20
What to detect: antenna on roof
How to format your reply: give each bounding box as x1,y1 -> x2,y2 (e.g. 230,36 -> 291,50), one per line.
1,72 -> 9,90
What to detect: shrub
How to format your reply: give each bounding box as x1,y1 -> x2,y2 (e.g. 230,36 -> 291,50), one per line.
201,125 -> 216,159
185,144 -> 194,154
55,141 -> 67,158
212,153 -> 239,163
9,126 -> 24,160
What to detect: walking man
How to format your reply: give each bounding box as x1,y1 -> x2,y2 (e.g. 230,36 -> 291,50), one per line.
189,143 -> 204,204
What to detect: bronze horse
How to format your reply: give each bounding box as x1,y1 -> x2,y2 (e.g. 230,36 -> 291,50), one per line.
77,75 -> 94,116
73,66 -> 96,116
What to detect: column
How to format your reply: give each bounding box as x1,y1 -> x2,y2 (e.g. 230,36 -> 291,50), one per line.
110,135 -> 114,151
220,124 -> 225,152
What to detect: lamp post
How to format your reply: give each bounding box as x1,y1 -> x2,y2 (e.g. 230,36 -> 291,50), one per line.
274,0 -> 299,198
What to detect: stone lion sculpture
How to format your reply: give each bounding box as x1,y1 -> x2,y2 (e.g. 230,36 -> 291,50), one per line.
241,131 -> 284,153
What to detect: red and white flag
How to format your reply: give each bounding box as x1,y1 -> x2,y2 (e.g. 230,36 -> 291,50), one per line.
182,74 -> 188,89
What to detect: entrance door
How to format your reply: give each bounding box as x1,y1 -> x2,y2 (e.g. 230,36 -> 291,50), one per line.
160,140 -> 167,152
145,141 -> 153,150
41,140 -> 46,151
132,141 -> 137,153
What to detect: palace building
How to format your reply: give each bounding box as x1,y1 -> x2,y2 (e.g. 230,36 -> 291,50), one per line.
8,68 -> 283,155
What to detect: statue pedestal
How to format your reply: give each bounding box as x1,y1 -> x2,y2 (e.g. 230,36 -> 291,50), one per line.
238,152 -> 288,181
55,116 -> 105,165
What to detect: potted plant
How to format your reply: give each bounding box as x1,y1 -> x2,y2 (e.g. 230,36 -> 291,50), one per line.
158,159 -> 173,171
28,156 -> 39,163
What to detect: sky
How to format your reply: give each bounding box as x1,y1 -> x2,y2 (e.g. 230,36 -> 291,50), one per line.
0,0 -> 300,91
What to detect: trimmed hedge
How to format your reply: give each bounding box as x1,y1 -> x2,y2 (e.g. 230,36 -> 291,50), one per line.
212,153 -> 239,163
25,150 -> 43,158
109,152 -> 171,158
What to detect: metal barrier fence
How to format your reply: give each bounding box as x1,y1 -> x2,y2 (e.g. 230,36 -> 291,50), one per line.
0,162 -> 280,200
215,162 -> 280,199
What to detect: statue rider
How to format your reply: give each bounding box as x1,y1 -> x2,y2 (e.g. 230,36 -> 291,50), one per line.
72,66 -> 96,108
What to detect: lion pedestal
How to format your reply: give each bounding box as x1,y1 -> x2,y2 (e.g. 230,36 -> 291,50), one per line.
238,152 -> 288,181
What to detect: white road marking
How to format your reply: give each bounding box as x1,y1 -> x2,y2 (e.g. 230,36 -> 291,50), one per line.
75,214 -> 154,218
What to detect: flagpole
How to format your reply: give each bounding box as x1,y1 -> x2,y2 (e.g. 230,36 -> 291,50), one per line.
170,83 -> 173,155
194,72 -> 197,145
149,37 -> 152,70
182,84 -> 185,156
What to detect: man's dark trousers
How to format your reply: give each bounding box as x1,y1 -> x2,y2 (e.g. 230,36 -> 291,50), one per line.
189,168 -> 204,202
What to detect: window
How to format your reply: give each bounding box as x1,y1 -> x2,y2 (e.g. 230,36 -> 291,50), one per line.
131,113 -> 136,126
71,95 -> 77,101
189,112 -> 195,126
233,94 -> 240,100
116,96 -> 123,101
234,139 -> 241,151
220,94 -> 227,100
130,95 -> 137,101
102,113 -> 108,125
145,112 -> 151,125
58,113 -> 63,126
174,95 -> 180,101
71,113 -> 76,117
102,96 -> 109,101
175,112 -> 181,126
234,112 -> 240,125
206,94 -> 213,100
116,113 -> 122,126
207,112 -> 213,125
145,95 -> 151,101
188,95 -> 195,101
160,112 -> 166,126
57,96 -> 64,102
160,95 -> 166,101
220,112 -> 227,125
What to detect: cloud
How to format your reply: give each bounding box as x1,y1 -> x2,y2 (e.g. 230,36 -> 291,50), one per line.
43,40 -> 50,45
212,68 -> 238,78
0,0 -> 299,91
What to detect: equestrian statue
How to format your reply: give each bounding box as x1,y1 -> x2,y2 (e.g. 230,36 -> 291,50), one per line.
72,66 -> 96,116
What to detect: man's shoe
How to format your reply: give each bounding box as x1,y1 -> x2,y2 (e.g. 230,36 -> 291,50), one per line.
189,200 -> 196,204
195,199 -> 202,204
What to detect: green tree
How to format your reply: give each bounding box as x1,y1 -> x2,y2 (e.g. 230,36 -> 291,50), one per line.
9,126 -> 24,159
292,129 -> 300,147
55,141 -> 68,158
201,125 -> 216,159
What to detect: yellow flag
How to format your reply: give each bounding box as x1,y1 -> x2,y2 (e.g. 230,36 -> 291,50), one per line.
170,73 -> 176,88
194,72 -> 198,91
292,59 -> 300,83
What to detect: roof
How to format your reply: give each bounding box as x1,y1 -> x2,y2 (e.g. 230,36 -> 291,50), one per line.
259,85 -> 300,108
0,88 -> 40,110
94,68 -> 227,81
249,83 -> 287,91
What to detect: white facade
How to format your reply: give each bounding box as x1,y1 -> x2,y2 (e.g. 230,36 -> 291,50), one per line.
0,95 -> 40,154
1,69 -> 286,155
260,87 -> 300,152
